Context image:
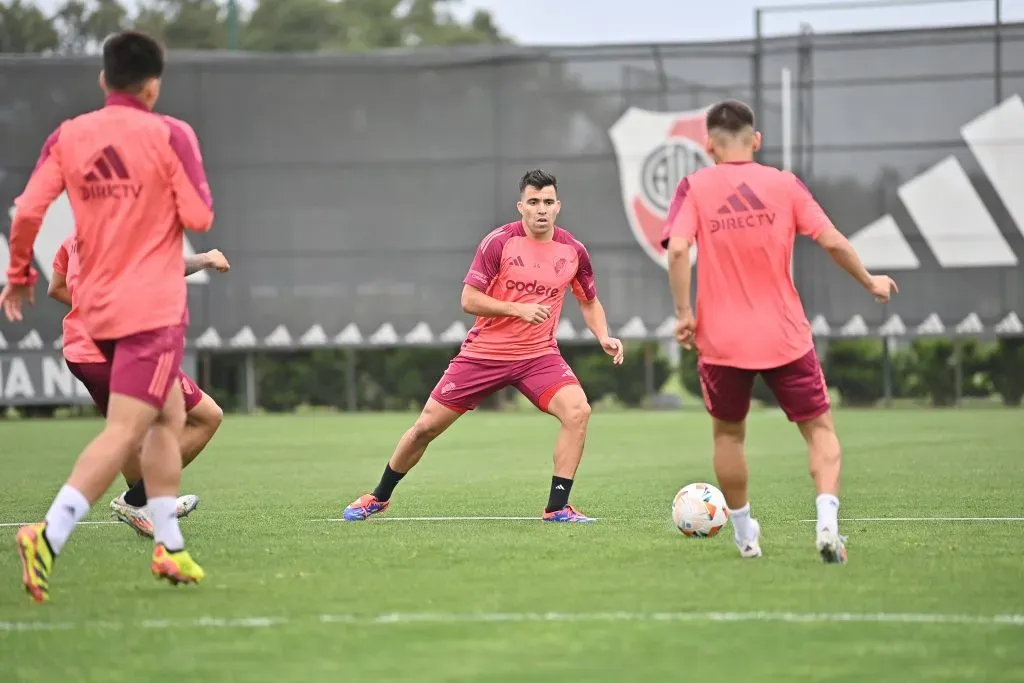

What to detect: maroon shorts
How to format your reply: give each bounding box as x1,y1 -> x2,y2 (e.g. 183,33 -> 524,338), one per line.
67,358 -> 203,416
71,324 -> 189,411
429,353 -> 580,414
697,349 -> 831,423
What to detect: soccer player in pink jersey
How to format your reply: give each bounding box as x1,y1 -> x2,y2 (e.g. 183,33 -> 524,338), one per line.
0,31 -> 214,602
344,169 -> 624,523
50,236 -> 230,538
662,100 -> 897,563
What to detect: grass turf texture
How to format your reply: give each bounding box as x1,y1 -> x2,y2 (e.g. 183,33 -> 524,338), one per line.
1,409 -> 1022,682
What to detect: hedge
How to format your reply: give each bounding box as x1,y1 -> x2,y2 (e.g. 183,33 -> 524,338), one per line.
678,338 -> 1024,408
205,342 -> 673,413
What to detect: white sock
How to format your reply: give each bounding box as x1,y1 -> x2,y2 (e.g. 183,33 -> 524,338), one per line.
728,503 -> 755,541
148,497 -> 185,552
43,485 -> 91,554
816,494 -> 840,533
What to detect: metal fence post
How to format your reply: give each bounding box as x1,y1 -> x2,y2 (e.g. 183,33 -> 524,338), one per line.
995,0 -> 1003,104
346,348 -> 358,412
882,337 -> 893,407
753,8 -> 764,162
243,351 -> 257,413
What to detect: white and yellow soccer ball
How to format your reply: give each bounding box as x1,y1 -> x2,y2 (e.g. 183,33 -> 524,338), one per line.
672,483 -> 730,537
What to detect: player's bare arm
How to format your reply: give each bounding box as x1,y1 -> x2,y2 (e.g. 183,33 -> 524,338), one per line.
814,226 -> 898,303
460,283 -> 550,324
578,297 -> 624,364
47,270 -> 71,306
1,129 -> 65,322
666,235 -> 696,348
185,248 -> 230,276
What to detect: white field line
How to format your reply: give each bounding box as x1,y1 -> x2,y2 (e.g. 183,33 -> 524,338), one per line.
2,517 -> 1020,529
319,516 -> 601,522
0,521 -> 119,528
798,517 -> 1024,523
1,611 -> 1022,633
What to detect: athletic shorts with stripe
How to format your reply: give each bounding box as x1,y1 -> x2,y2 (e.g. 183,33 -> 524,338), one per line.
89,324 -> 187,411
697,348 -> 830,423
430,353 -> 580,414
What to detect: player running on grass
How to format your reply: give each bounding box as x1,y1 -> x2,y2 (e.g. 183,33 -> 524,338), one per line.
662,99 -> 897,563
49,236 -> 229,537
1,30 -> 213,602
344,169 -> 624,523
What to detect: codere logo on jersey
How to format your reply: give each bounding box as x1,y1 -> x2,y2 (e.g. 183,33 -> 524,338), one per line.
504,279 -> 560,299
609,105 -> 713,270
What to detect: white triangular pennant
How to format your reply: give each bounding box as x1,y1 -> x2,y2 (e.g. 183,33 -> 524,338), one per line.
404,322 -> 434,344
369,323 -> 399,345
229,326 -> 258,348
839,315 -> 868,336
916,313 -> 945,335
810,315 -> 832,336
878,315 -> 906,336
994,312 -> 1024,334
439,321 -> 467,343
655,316 -> 676,339
17,330 -> 43,350
195,328 -> 222,348
617,316 -> 648,339
299,324 -> 328,346
955,313 -> 984,335
334,324 -> 363,345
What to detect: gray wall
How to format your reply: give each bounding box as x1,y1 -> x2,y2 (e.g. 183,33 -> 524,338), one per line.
2,22 -> 1022,357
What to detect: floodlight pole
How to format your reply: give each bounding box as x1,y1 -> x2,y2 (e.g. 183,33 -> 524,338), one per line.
227,0 -> 239,50
995,0 -> 1003,104
753,9 -> 764,163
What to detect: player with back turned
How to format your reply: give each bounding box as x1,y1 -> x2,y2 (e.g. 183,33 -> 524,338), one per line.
662,100 -> 897,563
342,169 -> 624,522
0,30 -> 215,602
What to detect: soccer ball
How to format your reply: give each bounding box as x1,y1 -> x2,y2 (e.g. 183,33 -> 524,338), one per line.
672,483 -> 729,537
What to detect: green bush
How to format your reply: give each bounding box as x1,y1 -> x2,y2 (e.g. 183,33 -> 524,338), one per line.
206,336 -> 1023,413
678,349 -> 778,408
566,342 -> 671,407
989,338 -> 1024,406
904,339 -> 993,406
824,339 -> 883,406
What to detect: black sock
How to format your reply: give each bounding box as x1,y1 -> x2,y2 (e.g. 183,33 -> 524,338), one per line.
372,464 -> 406,502
545,476 -> 574,513
123,480 -> 148,507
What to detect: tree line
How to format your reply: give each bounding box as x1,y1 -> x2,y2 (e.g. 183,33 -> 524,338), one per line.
0,0 -> 507,54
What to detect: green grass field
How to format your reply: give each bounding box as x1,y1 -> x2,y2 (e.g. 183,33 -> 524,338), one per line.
1,409 -> 1023,682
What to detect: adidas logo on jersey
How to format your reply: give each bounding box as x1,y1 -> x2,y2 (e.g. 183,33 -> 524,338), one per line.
1,192 -> 209,286
849,94 -> 1024,270
79,146 -> 142,202
711,183 -> 776,233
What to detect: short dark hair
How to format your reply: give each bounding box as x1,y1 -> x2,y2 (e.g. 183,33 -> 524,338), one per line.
706,99 -> 756,134
520,169 -> 557,194
102,30 -> 164,93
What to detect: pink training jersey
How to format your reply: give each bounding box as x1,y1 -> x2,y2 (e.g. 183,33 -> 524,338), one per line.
7,93 -> 214,340
462,221 -> 597,361
661,162 -> 833,370
52,236 -> 106,364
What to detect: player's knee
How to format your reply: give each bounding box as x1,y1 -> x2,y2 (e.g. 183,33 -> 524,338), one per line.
560,400 -> 591,429
191,398 -> 224,433
409,418 -> 445,445
157,403 -> 187,436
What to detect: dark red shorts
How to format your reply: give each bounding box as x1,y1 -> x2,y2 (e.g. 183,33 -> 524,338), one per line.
429,353 -> 580,414
69,324 -> 192,412
67,359 -> 203,415
697,349 -> 831,423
